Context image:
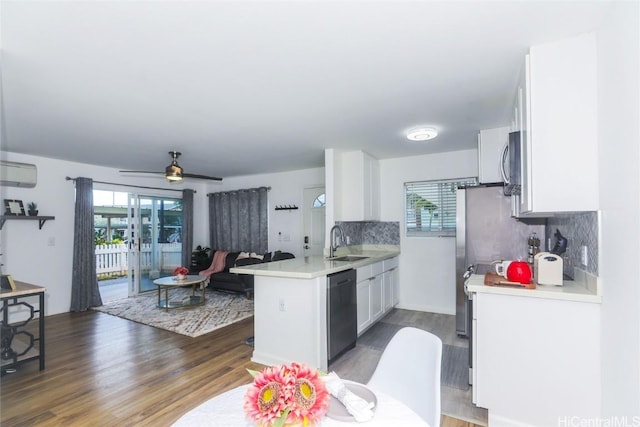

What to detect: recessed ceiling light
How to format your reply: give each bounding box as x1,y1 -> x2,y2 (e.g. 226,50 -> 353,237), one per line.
406,127 -> 438,141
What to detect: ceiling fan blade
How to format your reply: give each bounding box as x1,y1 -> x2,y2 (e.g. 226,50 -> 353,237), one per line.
119,170 -> 163,174
182,172 -> 223,181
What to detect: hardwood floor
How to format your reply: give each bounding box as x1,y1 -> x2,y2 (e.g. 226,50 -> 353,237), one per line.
1,311 -> 483,427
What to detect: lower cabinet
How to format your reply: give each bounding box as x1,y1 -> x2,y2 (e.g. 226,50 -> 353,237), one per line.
392,268 -> 399,306
356,257 -> 399,336
382,257 -> 399,310
370,274 -> 383,321
473,291 -> 601,425
382,270 -> 393,312
356,279 -> 372,333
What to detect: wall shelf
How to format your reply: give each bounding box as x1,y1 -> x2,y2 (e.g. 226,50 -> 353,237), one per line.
0,216 -> 55,230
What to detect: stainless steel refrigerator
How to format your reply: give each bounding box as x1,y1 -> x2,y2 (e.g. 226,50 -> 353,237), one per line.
455,185 -> 544,336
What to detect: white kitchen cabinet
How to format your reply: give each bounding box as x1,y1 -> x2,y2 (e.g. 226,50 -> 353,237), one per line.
363,153 -> 380,220
339,150 -> 380,221
473,291 -> 601,425
370,274 -> 383,321
392,267 -> 399,306
382,270 -> 393,312
382,257 -> 399,311
356,258 -> 399,336
356,279 -> 372,334
477,126 -> 509,184
370,261 -> 384,321
356,264 -> 373,334
517,32 -> 598,215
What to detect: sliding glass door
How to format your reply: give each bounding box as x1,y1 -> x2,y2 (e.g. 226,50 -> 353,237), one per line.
127,194 -> 183,295
94,189 -> 183,301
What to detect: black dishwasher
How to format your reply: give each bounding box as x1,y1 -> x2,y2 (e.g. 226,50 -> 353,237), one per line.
327,269 -> 357,365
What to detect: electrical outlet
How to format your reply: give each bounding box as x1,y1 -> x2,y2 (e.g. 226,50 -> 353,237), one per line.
581,245 -> 588,266
279,298 -> 286,312
48,237 -> 55,246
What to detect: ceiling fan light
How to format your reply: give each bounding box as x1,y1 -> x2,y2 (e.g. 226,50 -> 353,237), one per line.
165,163 -> 183,181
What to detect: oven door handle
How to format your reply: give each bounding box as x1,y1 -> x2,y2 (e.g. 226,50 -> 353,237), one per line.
464,283 -> 473,299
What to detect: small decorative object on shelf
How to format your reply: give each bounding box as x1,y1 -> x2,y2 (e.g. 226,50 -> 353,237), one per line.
27,202 -> 38,216
275,205 -> 299,211
244,362 -> 329,427
173,266 -> 189,280
3,199 -> 25,216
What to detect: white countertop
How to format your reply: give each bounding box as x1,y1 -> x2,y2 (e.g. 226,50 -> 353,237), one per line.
230,247 -> 400,279
465,268 -> 601,303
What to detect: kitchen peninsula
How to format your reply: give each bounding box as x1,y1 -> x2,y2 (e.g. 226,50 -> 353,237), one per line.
231,247 -> 400,371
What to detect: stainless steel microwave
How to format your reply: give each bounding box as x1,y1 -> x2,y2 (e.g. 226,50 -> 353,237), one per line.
501,131 -> 521,196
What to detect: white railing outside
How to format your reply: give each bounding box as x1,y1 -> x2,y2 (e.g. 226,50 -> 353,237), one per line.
96,243 -> 182,276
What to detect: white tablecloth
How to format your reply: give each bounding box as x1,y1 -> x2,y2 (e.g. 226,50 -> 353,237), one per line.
172,384 -> 429,427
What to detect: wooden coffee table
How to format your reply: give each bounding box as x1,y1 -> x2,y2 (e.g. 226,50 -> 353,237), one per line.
153,275 -> 206,311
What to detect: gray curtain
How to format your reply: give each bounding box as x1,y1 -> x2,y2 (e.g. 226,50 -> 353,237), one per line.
70,177 -> 103,311
181,189 -> 194,268
208,187 -> 268,253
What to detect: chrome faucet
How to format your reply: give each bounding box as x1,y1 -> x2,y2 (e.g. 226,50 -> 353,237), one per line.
329,225 -> 345,258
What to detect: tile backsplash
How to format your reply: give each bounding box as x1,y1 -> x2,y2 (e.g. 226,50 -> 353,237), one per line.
336,221 -> 400,245
546,211 -> 599,277
335,214 -> 599,279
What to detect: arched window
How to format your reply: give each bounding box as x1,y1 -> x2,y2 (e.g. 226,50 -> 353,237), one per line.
313,193 -> 326,208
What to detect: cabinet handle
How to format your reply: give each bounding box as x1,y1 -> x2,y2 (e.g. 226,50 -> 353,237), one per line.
500,142 -> 510,184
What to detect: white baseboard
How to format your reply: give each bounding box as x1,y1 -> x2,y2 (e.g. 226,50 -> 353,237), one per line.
395,302 -> 455,315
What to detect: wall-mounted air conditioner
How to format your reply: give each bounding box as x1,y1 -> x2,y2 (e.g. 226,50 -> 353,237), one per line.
0,161 -> 37,188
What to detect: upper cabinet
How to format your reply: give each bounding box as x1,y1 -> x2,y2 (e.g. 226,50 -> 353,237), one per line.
478,126 -> 510,184
517,32 -> 598,216
339,150 -> 380,221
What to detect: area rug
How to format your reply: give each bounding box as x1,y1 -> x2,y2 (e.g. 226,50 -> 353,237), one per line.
93,289 -> 254,337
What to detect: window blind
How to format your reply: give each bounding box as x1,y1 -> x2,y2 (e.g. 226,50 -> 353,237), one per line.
405,178 -> 477,237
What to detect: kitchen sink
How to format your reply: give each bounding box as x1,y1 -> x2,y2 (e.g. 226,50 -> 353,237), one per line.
328,255 -> 370,262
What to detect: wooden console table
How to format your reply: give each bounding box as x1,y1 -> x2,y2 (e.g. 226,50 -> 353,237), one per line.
0,281 -> 46,374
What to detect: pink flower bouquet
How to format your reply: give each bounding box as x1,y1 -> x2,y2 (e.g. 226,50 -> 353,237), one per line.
244,362 -> 329,427
173,266 -> 189,276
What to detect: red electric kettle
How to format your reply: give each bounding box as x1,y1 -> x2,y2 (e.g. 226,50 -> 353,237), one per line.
506,261 -> 532,284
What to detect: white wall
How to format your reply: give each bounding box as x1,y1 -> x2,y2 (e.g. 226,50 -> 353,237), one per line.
596,2 -> 640,417
379,149 -> 477,314
201,167 -> 325,257
0,151 -> 323,316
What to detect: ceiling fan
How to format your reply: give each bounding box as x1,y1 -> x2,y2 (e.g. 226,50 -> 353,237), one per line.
120,151 -> 223,182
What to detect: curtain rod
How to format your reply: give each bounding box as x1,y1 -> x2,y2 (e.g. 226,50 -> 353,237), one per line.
207,186 -> 271,197
65,177 -> 196,193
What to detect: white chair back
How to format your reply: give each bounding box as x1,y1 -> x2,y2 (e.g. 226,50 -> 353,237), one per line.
367,327 -> 443,427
